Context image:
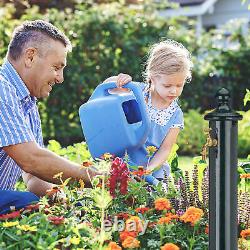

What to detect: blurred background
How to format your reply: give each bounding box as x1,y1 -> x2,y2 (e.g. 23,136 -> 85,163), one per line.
0,0 -> 249,158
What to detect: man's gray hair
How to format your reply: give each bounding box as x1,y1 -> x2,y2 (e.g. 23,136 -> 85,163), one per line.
8,20 -> 72,61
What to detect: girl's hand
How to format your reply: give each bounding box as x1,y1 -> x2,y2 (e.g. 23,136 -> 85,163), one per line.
116,73 -> 132,87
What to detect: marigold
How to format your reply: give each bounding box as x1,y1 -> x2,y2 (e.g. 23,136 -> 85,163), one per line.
158,213 -> 178,225
180,207 -> 204,226
160,243 -> 180,250
240,228 -> 250,239
120,230 -> 138,242
105,242 -> 122,250
126,216 -> 143,232
154,198 -> 171,211
122,236 -> 140,249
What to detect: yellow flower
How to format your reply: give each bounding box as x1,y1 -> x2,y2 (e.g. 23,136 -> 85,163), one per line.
53,172 -> 63,179
102,153 -> 114,160
78,179 -> 85,190
2,221 -> 19,227
17,224 -> 37,232
146,146 -> 157,156
70,236 -> 80,245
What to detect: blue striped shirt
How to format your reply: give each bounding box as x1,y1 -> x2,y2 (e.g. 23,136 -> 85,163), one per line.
0,59 -> 43,190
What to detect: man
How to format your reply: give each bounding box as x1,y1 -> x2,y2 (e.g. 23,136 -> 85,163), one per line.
0,20 -> 98,214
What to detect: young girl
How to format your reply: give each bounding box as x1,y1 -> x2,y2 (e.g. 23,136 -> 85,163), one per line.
104,39 -> 192,186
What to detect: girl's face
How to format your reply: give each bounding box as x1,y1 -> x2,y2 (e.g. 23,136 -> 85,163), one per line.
151,72 -> 187,104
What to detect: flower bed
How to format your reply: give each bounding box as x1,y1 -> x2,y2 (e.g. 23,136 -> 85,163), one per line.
0,142 -> 249,249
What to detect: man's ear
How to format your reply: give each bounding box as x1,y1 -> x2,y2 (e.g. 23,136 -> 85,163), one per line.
24,47 -> 38,68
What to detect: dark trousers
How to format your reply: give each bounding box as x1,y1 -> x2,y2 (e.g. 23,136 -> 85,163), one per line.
0,190 -> 39,215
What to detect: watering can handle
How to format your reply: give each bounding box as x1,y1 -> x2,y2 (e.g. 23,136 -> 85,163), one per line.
90,81 -> 150,145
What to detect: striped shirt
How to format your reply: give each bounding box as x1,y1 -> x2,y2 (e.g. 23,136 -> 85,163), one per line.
0,59 -> 43,190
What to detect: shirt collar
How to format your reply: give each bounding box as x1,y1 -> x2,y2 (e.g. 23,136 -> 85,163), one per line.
2,59 -> 30,101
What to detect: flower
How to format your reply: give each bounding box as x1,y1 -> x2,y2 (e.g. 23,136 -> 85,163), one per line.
116,212 -> 130,220
78,179 -> 85,190
17,224 -> 37,232
146,146 -> 157,156
46,186 -> 61,197
101,153 -> 115,161
125,216 -> 143,233
122,236 -> 140,249
240,228 -> 250,239
2,221 -> 19,227
160,243 -> 180,250
240,173 -> 250,179
53,172 -> 63,179
0,211 -> 21,220
120,231 -> 138,242
108,157 -> 129,197
135,206 -> 150,214
48,216 -> 65,225
70,236 -> 80,245
205,225 -> 209,234
158,213 -> 178,225
131,166 -> 151,177
24,204 -> 40,212
105,242 -> 122,250
154,198 -> 171,211
81,161 -> 93,168
180,207 -> 204,226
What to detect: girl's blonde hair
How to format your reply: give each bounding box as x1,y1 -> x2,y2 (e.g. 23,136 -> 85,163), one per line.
143,39 -> 193,83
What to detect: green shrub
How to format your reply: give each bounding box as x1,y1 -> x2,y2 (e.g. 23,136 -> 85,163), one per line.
177,110 -> 208,156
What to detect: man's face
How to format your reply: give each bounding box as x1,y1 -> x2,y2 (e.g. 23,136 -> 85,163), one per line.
28,39 -> 67,98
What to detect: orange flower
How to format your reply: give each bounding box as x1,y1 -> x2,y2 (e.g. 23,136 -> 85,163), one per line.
81,161 -> 93,168
240,228 -> 250,239
131,166 -> 151,177
135,206 -> 150,214
154,198 -> 171,211
160,243 -> 180,250
46,186 -> 60,197
120,231 -> 138,242
105,242 -> 122,250
180,207 -> 204,226
122,236 -> 140,249
126,216 -> 143,232
158,213 -> 178,225
240,173 -> 250,179
146,146 -> 157,155
101,153 -> 114,161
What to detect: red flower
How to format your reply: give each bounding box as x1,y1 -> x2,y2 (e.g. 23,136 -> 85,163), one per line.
0,211 -> 21,220
135,207 -> 150,214
108,157 -> 129,197
116,213 -> 130,220
48,216 -> 65,225
24,204 -> 40,212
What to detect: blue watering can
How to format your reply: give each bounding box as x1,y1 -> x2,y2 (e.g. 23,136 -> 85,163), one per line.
79,82 -> 150,159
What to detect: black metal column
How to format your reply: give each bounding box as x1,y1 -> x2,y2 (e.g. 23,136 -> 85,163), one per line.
204,88 -> 242,250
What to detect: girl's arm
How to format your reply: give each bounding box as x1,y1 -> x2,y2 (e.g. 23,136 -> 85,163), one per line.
147,128 -> 180,172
